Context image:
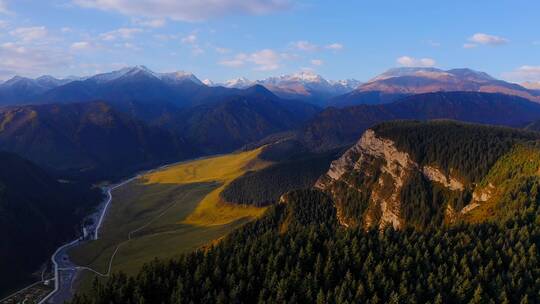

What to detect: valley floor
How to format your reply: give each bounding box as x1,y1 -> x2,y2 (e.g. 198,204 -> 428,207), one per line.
66,148 -> 271,297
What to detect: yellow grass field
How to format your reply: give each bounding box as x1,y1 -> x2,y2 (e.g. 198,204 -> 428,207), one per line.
69,148 -> 272,291
142,147 -> 271,225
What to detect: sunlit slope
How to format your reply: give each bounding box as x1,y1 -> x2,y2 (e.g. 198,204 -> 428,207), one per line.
142,147 -> 271,225
464,144 -> 540,223
70,148 -> 271,286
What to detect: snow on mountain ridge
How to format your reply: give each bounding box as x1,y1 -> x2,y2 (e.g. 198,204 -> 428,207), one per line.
87,65 -> 203,85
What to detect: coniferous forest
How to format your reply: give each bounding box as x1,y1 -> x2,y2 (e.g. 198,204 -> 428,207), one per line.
71,188 -> 540,304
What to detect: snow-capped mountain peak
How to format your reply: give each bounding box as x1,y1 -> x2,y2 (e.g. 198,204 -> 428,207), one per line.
329,79 -> 362,90
89,66 -> 154,83
289,70 -> 327,83
159,71 -> 202,85
88,66 -> 203,85
202,79 -> 214,86
223,77 -> 254,89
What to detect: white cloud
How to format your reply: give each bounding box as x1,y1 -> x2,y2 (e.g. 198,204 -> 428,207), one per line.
10,26 -> 48,42
397,56 -> 436,67
215,47 -> 230,54
0,0 -> 11,14
120,42 -> 140,50
100,27 -> 142,41
70,41 -> 92,50
191,46 -> 204,56
463,43 -> 478,49
219,49 -> 287,71
249,49 -> 281,70
311,59 -> 323,66
502,65 -> 540,83
292,40 -> 318,52
0,42 -> 71,79
180,34 -> 204,55
219,53 -> 248,67
73,0 -> 291,22
181,34 -> 197,44
154,33 -> 179,41
468,33 -> 508,46
136,18 -> 166,28
325,43 -> 343,51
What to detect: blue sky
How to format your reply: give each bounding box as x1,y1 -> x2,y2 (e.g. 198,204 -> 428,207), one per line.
0,0 -> 539,83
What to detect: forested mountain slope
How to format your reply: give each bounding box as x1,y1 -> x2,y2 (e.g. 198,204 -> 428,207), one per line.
0,86 -> 319,181
297,91 -> 540,151
70,120 -> 540,304
316,121 -> 540,228
0,101 -> 193,181
162,85 -> 319,154
71,186 -> 539,304
0,152 -> 100,295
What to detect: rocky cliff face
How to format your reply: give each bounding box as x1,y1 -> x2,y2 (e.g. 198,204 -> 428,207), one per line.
315,128 -> 481,229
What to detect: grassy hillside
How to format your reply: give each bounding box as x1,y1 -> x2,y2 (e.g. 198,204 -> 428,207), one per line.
69,148 -> 272,291
464,144 -> 540,223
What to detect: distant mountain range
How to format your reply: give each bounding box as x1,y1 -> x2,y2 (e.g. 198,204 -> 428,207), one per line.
292,91 -> 540,150
0,85 -> 318,181
2,65 -> 540,181
522,81 -> 540,91
209,71 -> 361,105
2,66 -> 539,108
0,67 -> 359,107
329,67 -> 540,107
0,66 -> 241,107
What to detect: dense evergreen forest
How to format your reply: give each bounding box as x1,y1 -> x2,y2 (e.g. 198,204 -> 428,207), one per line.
372,120 -> 540,183
221,149 -> 341,206
71,187 -> 539,304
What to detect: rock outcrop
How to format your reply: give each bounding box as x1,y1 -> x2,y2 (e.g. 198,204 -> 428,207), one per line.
316,128 -> 480,229
422,166 -> 464,191
316,129 -> 416,230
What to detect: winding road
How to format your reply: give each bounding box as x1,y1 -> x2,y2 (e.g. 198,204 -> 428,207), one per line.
38,159 -> 190,304
38,177 -> 136,304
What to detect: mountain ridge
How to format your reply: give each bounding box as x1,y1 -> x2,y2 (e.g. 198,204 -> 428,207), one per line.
330,67 -> 540,107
